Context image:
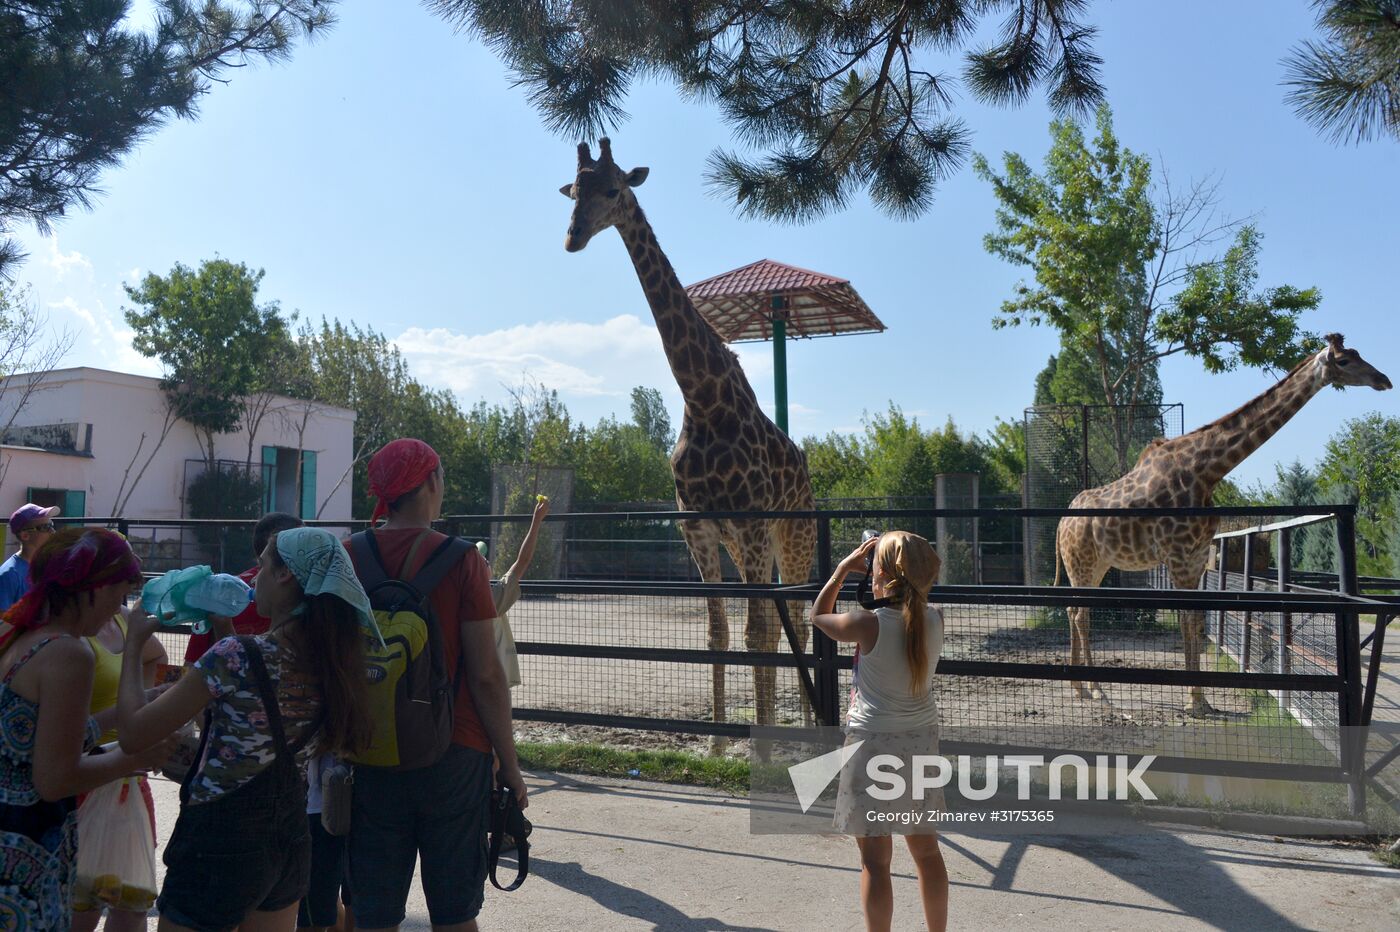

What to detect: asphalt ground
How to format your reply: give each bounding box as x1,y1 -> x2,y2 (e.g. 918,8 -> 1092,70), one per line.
145,769 -> 1399,931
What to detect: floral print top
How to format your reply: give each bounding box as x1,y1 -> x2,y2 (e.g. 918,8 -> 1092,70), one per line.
189,635 -> 321,804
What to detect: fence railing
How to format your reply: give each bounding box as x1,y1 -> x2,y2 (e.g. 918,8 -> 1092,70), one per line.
68,503 -> 1385,815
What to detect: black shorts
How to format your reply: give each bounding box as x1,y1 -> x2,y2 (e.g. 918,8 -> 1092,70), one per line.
159,779 -> 310,931
348,744 -> 492,928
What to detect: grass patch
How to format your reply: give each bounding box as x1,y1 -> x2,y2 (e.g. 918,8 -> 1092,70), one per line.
516,740 -> 750,795
1206,643 -> 1303,728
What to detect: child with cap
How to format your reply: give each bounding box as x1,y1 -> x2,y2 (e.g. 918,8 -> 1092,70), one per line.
0,503 -> 60,611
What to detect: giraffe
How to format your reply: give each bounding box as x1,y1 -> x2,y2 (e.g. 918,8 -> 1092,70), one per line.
559,138 -> 819,743
1055,333 -> 1390,715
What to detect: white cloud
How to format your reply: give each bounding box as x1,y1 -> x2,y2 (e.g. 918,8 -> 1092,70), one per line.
395,315 -> 672,400
47,296 -> 161,378
44,236 -> 92,279
394,313 -> 811,438
127,267 -> 142,281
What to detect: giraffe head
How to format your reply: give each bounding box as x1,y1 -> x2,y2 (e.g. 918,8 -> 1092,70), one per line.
560,138 -> 650,252
1319,333 -> 1392,391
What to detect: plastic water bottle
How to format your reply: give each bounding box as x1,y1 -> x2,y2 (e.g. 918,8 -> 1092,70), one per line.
184,573 -> 253,617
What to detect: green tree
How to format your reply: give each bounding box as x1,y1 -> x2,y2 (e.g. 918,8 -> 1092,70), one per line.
0,1 -> 335,275
1316,412 -> 1400,575
576,416 -> 675,505
1284,0 -> 1400,145
977,105 -> 1321,403
976,105 -> 1321,471
630,386 -> 674,452
802,431 -> 870,500
427,0 -> 1105,222
293,319 -> 467,519
124,259 -> 291,469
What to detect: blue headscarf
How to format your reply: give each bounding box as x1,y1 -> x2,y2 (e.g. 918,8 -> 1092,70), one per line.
275,527 -> 383,646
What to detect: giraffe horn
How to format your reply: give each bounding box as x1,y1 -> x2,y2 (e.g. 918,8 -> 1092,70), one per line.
1325,332 -> 1345,351
577,142 -> 594,167
598,137 -> 614,164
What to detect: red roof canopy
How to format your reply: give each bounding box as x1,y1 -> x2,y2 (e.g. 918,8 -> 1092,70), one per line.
686,258 -> 885,344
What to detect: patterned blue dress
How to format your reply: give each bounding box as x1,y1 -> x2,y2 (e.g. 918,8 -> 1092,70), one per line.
0,636 -> 101,930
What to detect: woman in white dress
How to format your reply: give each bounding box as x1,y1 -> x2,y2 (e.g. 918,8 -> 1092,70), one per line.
812,530 -> 947,932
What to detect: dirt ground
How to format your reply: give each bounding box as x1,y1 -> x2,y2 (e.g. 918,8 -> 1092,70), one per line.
507,595 -> 1265,757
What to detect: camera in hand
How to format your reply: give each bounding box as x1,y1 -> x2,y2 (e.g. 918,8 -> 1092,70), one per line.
860,529 -> 880,575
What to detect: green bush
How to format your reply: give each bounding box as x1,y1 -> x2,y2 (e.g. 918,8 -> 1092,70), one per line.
185,465 -> 263,571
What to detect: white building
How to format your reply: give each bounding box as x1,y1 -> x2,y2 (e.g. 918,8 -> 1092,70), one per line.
0,367 -> 356,563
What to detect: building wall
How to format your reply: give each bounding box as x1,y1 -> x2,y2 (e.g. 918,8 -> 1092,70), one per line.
0,368 -> 356,551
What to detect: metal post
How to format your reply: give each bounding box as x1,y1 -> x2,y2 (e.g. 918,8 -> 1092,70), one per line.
813,516 -> 839,727
1362,613 -> 1393,726
1278,528 -> 1293,712
1335,511 -> 1365,817
1242,534 -> 1255,672
1079,405 -> 1090,491
1216,538 -> 1229,647
771,298 -> 789,435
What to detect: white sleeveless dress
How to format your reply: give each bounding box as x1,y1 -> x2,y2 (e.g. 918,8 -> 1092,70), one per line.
833,606 -> 944,835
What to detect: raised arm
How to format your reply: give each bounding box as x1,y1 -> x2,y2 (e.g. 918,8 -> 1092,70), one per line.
507,497 -> 551,580
811,537 -> 880,652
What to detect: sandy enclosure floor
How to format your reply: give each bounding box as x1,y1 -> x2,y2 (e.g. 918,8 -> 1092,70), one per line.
505,595 -> 1307,757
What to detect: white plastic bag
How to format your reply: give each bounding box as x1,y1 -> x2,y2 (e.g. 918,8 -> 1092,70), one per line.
73,777 -> 158,913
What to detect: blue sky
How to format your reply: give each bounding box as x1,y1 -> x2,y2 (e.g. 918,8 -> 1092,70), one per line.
13,1 -> 1398,489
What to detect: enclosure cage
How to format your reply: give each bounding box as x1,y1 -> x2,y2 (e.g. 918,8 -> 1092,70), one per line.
1023,403 -> 1186,599
489,464 -> 574,578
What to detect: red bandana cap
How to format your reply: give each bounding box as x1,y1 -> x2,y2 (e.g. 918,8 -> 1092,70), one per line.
368,438 -> 441,525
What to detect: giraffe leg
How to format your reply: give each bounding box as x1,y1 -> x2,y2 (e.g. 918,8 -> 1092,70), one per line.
733,525 -> 780,761
681,519 -> 730,753
776,515 -> 817,727
1060,521 -> 1108,701
1171,561 -> 1217,717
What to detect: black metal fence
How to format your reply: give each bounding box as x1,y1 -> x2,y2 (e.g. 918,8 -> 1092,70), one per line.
72,503 -> 1386,815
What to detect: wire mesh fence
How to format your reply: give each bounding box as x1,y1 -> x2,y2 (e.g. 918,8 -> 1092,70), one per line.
1023,403 -> 1185,590
489,464 -> 574,578
93,504 -> 1377,806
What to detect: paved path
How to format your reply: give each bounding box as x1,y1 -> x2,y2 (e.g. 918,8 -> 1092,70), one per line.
149,769 -> 1397,931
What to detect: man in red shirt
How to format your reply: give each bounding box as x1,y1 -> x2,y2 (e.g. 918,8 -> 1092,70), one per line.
347,439 -> 524,932
182,512 -> 304,665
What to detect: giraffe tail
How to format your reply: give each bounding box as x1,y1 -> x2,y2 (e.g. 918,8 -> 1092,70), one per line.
1052,535 -> 1063,587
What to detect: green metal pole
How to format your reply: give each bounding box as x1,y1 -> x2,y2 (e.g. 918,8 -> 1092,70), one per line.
772,314 -> 788,435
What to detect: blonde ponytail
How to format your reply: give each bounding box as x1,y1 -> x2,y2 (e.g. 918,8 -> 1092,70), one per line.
874,531 -> 940,696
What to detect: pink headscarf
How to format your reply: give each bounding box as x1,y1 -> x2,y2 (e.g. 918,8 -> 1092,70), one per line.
1,528 -> 142,651
367,439 -> 441,525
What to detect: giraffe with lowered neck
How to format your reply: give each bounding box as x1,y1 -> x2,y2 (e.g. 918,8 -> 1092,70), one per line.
561,138 -> 818,741
1056,333 -> 1391,715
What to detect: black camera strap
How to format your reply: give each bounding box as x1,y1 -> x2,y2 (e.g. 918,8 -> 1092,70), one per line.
855,572 -> 891,611
488,780 -> 531,891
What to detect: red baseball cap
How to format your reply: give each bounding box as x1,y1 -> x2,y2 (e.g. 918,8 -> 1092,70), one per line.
9,504 -> 60,536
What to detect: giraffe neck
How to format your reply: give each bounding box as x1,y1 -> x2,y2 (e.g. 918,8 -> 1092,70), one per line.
1187,351 -> 1328,488
614,199 -> 757,418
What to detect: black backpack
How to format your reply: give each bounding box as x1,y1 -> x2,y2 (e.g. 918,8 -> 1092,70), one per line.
346,530 -> 470,770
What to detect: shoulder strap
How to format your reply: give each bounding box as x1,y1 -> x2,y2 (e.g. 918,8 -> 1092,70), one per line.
2,634 -> 73,685
407,536 -> 470,600
239,636 -> 292,762
348,531 -> 390,591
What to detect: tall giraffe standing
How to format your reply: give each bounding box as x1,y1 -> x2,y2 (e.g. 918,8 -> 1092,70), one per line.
1056,334 -> 1390,714
560,139 -> 818,739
